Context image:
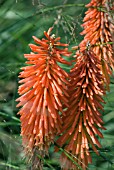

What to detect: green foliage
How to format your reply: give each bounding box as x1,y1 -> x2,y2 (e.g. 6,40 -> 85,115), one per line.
0,0 -> 114,169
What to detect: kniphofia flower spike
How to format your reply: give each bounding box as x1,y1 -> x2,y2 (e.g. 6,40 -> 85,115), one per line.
56,49 -> 106,170
16,27 -> 71,159
79,0 -> 114,90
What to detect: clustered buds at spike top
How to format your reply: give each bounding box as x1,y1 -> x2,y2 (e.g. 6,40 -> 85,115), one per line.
16,27 -> 71,158
79,0 -> 114,90
56,49 -> 106,170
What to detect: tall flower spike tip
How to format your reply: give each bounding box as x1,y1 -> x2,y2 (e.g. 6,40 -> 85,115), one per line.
16,27 -> 71,162
56,49 -> 106,170
79,0 -> 114,91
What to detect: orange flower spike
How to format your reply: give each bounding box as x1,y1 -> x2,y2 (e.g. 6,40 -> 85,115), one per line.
79,0 -> 114,90
56,49 -> 106,170
16,27 -> 71,159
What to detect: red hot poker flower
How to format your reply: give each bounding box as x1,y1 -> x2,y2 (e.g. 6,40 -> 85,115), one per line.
56,50 -> 106,170
79,0 -> 114,90
16,27 -> 71,158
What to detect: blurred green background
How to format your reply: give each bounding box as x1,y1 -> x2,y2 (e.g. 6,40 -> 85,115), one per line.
0,0 -> 114,169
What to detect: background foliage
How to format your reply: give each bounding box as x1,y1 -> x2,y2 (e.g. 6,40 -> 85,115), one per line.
0,0 -> 114,169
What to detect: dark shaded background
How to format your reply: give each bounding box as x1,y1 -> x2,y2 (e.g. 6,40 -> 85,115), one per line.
0,0 -> 114,169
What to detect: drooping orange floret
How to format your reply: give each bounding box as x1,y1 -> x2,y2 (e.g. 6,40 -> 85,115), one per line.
79,0 -> 114,90
56,49 -> 106,170
16,27 -> 71,158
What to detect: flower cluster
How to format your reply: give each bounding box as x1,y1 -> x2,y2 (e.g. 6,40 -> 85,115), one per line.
16,27 -> 71,157
56,50 -> 106,169
16,0 -> 113,169
79,0 -> 114,90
